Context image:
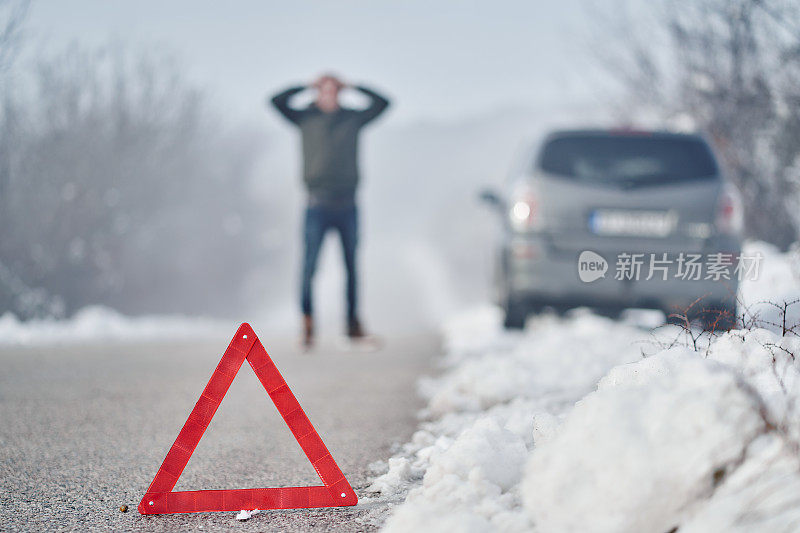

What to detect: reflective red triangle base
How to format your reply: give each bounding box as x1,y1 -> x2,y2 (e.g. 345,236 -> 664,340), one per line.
138,323 -> 358,514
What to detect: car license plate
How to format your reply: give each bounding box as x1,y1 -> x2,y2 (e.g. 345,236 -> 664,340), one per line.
589,210 -> 677,237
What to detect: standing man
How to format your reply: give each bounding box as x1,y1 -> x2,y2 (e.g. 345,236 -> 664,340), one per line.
270,74 -> 390,349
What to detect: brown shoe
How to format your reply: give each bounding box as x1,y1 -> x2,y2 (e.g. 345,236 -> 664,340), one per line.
347,317 -> 365,339
302,314 -> 314,350
341,317 -> 382,352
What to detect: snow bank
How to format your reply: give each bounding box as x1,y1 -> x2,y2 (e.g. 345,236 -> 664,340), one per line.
0,305 -> 226,345
371,308 -> 652,531
525,347 -> 766,532
740,240 -> 800,332
524,329 -> 800,533
371,242 -> 800,532
423,309 -> 647,418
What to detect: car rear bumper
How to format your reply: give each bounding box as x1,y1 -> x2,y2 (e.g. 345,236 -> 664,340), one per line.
503,235 -> 741,312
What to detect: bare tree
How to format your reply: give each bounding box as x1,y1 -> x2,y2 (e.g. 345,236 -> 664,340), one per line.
0,43 -> 282,318
595,0 -> 800,248
0,0 -> 28,198
0,0 -> 36,315
0,0 -> 27,74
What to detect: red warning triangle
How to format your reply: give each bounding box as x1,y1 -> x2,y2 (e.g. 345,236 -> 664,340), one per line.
138,323 -> 358,514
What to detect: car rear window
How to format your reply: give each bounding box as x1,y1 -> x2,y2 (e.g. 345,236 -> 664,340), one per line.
537,135 -> 719,186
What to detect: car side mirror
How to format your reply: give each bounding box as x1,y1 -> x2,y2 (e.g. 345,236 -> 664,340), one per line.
478,188 -> 504,211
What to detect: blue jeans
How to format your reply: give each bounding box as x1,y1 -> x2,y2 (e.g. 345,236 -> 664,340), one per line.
301,204 -> 358,321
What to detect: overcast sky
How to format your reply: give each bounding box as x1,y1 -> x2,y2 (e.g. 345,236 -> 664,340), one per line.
24,0 -> 608,124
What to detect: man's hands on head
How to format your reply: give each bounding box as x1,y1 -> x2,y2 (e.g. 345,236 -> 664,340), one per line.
311,73 -> 348,91
311,73 -> 346,113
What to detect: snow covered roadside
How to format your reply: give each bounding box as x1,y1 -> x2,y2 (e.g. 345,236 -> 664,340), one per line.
0,305 -> 227,345
739,241 -> 800,331
366,242 -> 800,532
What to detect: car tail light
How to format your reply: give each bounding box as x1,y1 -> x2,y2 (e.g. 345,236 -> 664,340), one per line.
715,185 -> 744,235
508,186 -> 539,232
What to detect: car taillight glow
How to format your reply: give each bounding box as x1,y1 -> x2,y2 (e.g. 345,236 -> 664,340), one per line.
508,191 -> 538,231
715,185 -> 744,235
511,201 -> 531,220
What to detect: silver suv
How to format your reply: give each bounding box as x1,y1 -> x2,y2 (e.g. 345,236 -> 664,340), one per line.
481,129 -> 743,329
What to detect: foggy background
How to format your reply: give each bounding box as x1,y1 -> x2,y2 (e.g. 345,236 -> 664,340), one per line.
2,0 -> 798,332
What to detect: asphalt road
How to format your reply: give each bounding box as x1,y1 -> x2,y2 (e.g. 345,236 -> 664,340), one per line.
0,331 -> 436,532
